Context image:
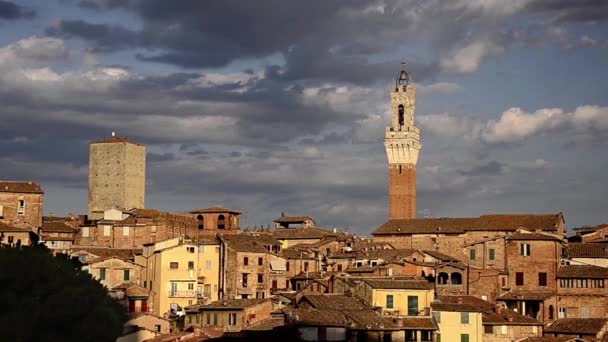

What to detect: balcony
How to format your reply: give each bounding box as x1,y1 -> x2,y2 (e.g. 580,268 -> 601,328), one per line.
168,290 -> 197,298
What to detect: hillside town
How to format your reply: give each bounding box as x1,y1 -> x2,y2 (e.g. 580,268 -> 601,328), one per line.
1,66 -> 607,342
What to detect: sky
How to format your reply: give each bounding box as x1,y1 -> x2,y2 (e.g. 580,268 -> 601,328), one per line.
1,0 -> 607,234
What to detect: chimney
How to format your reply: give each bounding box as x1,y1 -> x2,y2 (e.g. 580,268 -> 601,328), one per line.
495,304 -> 503,314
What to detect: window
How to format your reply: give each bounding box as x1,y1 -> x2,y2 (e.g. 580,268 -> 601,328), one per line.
99,268 -> 106,280
470,249 -> 476,260
538,272 -> 547,286
581,307 -> 589,318
304,262 -> 309,271
433,311 -> 441,323
272,280 -> 277,289
484,325 -> 493,334
407,296 -> 418,316
244,257 -> 248,266
461,312 -> 469,324
386,295 -> 394,309
286,262 -> 290,272
204,284 -> 211,297
123,226 -> 129,236
258,273 -> 264,283
17,199 -> 25,215
242,273 -> 248,287
489,249 -> 495,260
515,272 -> 524,286
187,247 -> 195,253
337,264 -> 343,272
520,243 -> 531,256
82,227 -> 90,238
228,313 -> 237,326
123,269 -> 130,281
188,283 -> 194,290
188,261 -> 194,270
170,262 -> 179,269
213,313 -> 218,326
258,257 -> 263,266
206,313 -> 211,325
144,280 -> 147,288
155,324 -> 161,332
206,260 -> 212,270
558,307 -> 567,318
103,225 -> 111,236
501,277 -> 506,288
460,334 -> 469,342
218,215 -> 226,229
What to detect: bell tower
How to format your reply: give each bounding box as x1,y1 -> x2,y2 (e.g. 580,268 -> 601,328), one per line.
384,62 -> 421,220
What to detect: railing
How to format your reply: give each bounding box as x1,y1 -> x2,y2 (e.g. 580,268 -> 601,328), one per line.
168,290 -> 197,298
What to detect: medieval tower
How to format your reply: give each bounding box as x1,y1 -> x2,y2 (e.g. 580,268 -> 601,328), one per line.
384,63 -> 421,220
88,135 -> 146,220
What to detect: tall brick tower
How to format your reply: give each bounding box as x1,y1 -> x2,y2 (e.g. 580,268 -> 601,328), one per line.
88,135 -> 146,220
384,63 -> 421,220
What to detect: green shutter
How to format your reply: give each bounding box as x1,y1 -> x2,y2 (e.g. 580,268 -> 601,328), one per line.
461,333 -> 469,342
470,249 -> 476,260
386,295 -> 394,309
489,249 -> 495,260
433,311 -> 441,323
461,312 -> 469,324
407,296 -> 418,316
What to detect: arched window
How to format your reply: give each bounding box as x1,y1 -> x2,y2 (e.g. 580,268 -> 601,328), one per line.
451,272 -> 463,285
197,215 -> 204,230
398,104 -> 405,126
217,215 -> 225,229
548,305 -> 554,320
421,271 -> 426,277
438,272 -> 449,285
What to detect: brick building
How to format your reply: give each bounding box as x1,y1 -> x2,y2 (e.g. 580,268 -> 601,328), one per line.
0,181 -> 43,229
77,208 -> 197,248
88,136 -> 146,220
185,298 -> 274,332
556,265 -> 608,319
190,206 -> 241,237
39,220 -> 78,252
0,221 -> 36,246
384,63 -> 421,220
83,256 -> 143,289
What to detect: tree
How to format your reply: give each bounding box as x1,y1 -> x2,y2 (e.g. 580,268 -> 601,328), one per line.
0,245 -> 127,342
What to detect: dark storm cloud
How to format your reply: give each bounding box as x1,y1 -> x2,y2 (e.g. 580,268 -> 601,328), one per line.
46,20 -> 141,52
527,0 -> 608,22
457,161 -> 507,177
0,1 -> 35,20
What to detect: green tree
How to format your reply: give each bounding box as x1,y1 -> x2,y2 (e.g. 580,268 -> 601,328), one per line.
0,245 -> 126,342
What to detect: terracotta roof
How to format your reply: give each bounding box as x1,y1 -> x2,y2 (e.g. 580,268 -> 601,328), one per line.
507,232 -> 563,241
192,298 -> 270,310
113,283 -> 151,298
373,214 -> 563,235
274,226 -> 338,240
365,248 -> 417,261
223,234 -> 272,253
363,279 -> 433,290
566,243 -> 608,258
91,136 -> 144,146
299,294 -> 367,310
422,250 -> 461,262
520,337 -> 586,342
244,318 -> 285,331
44,236 -> 75,241
71,247 -> 142,260
128,312 -> 169,322
431,302 -> 482,312
274,216 -> 315,224
557,265 -> 608,279
41,222 -> 77,233
438,296 -> 541,326
286,308 -> 400,330
496,291 -> 555,301
545,318 -> 608,335
279,248 -> 317,259
346,266 -> 377,274
0,222 -> 31,232
189,206 -> 241,214
0,181 -> 43,194
395,317 -> 438,330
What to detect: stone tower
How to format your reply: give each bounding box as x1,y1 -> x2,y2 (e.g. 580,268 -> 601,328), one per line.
88,136 -> 146,220
384,63 -> 421,220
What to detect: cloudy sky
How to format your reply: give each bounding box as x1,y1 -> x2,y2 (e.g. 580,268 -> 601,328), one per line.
1,1 -> 607,233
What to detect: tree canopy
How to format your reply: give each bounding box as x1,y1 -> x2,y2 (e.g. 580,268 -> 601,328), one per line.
0,246 -> 126,342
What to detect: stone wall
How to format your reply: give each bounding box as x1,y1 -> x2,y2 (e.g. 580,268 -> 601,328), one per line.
389,165 -> 416,220
0,192 -> 43,227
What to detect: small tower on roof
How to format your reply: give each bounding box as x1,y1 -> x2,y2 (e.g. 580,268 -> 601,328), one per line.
384,62 -> 422,220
